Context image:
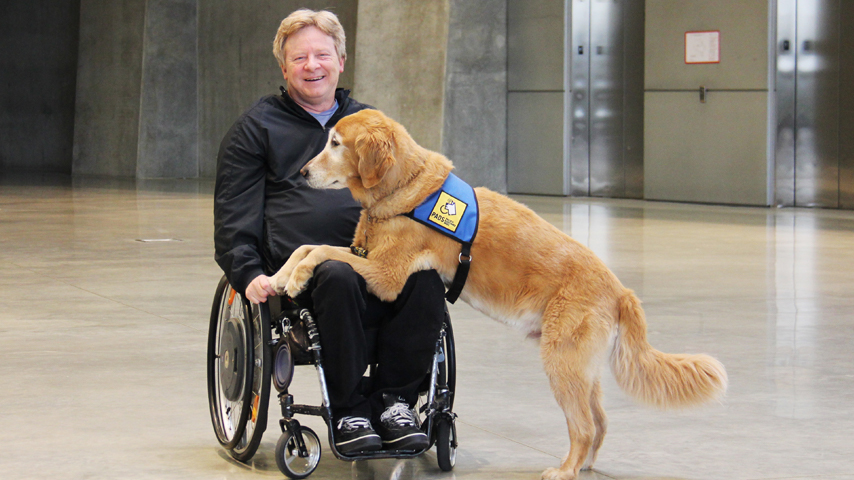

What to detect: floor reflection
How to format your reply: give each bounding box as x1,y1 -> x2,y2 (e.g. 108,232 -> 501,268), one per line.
1,178 -> 853,479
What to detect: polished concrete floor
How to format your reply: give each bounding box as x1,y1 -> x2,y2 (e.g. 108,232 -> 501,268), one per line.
2,173 -> 854,480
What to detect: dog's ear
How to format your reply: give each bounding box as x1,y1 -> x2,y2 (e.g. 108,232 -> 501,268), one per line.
355,126 -> 396,189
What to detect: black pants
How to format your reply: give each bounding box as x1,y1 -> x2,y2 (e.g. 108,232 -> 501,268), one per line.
302,261 -> 445,422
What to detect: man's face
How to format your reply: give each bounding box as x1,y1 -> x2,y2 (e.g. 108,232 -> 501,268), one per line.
281,26 -> 344,112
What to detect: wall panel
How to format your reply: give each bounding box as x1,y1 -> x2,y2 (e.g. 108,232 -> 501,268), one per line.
507,92 -> 565,195
0,0 -> 81,173
644,0 -> 771,206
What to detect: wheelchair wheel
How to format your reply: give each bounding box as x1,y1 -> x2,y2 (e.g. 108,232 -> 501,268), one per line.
275,425 -> 322,479
435,417 -> 456,472
415,313 -> 457,429
207,277 -> 252,449
229,301 -> 272,462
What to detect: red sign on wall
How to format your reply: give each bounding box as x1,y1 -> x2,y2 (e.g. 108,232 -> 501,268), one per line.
685,31 -> 721,64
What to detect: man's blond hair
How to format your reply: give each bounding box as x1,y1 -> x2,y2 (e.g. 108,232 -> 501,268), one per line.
272,9 -> 346,68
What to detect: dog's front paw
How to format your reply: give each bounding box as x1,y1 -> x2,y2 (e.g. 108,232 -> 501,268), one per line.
284,264 -> 314,298
541,467 -> 575,480
268,273 -> 288,295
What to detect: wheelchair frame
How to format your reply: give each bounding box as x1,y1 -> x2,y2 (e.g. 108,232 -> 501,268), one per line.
207,275 -> 458,479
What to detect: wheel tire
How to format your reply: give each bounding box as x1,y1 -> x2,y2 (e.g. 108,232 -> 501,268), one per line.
228,300 -> 272,462
276,426 -> 322,479
443,317 -> 456,409
207,277 -> 252,449
436,418 -> 456,472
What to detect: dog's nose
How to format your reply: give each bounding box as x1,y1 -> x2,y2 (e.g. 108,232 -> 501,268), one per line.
300,167 -> 310,178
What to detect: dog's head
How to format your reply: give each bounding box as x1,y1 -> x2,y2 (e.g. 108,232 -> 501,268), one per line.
301,109 -> 410,202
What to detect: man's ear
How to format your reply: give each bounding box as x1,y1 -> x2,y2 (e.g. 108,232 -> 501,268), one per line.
355,127 -> 395,189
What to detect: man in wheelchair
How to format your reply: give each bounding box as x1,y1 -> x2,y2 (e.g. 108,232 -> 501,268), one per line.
213,9 -> 446,454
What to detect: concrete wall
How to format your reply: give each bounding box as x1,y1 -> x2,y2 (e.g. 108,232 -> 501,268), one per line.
6,0 -> 508,189
0,0 -> 81,173
843,1 -> 854,208
198,1 -> 359,178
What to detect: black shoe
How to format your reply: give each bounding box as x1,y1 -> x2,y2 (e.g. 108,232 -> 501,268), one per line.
376,394 -> 429,451
334,416 -> 382,453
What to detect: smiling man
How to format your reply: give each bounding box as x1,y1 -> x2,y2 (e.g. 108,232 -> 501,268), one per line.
279,24 -> 342,113
213,9 -> 446,454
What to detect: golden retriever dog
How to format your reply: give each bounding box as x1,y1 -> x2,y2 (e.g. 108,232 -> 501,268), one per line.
270,109 -> 727,480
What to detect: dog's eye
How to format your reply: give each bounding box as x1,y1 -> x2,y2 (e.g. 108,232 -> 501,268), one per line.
330,138 -> 340,147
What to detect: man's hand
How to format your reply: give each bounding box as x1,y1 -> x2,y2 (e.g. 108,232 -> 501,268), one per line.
246,275 -> 278,304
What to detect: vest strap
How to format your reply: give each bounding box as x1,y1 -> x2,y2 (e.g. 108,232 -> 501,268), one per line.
445,243 -> 471,304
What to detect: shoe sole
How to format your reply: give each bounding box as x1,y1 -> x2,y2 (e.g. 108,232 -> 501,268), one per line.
382,432 -> 429,451
336,433 -> 383,453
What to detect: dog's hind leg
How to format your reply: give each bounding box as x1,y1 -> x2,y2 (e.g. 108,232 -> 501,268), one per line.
539,303 -> 606,480
541,353 -> 595,480
583,379 -> 607,470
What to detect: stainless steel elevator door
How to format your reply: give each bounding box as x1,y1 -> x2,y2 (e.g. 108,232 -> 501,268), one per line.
507,0 -> 642,197
776,0 -> 841,207
569,0 -> 643,198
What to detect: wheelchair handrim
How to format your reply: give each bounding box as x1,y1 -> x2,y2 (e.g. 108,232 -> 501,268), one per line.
230,301 -> 270,457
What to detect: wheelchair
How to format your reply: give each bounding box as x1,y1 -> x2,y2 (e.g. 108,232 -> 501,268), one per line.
207,275 -> 458,478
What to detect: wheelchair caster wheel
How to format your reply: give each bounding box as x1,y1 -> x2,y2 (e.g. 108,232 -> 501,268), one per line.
436,417 -> 456,472
276,426 -> 321,479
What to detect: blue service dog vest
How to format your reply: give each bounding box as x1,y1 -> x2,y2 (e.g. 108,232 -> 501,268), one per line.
405,173 -> 478,303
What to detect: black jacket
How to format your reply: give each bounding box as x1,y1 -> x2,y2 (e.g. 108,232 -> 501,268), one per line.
214,88 -> 371,294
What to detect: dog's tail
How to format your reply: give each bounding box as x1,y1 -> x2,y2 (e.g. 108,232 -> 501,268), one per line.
611,290 -> 727,409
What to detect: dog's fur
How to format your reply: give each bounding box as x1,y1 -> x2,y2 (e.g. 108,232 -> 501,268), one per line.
270,109 -> 727,480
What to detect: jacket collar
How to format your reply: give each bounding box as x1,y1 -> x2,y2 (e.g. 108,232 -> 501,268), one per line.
278,87 -> 352,123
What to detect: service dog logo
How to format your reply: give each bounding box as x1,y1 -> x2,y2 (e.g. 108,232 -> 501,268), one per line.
441,201 -> 457,216
429,192 -> 467,233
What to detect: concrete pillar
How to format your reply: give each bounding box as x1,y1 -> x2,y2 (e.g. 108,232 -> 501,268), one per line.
136,0 -> 198,178
73,0 -> 147,177
75,0 -> 199,179
443,0 -> 507,193
354,0 -> 507,192
353,0 -> 450,152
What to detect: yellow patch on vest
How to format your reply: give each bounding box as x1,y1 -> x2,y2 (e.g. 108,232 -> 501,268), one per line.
428,191 -> 468,233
